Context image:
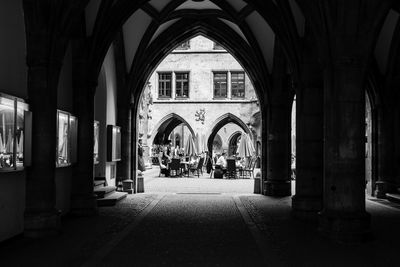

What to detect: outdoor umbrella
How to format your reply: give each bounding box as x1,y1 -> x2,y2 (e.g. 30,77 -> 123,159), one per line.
201,133 -> 208,153
5,128 -> 13,153
17,131 -> 23,156
245,133 -> 255,156
195,133 -> 200,154
0,133 -> 4,153
184,134 -> 197,157
237,133 -> 254,158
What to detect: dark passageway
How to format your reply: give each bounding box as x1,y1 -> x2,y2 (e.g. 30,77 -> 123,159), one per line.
2,1 -> 400,266
93,194 -> 265,266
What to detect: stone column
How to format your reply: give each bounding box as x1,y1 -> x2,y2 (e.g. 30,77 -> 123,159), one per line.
113,30 -> 131,181
319,62 -> 371,242
24,60 -> 61,237
375,79 -> 398,197
118,107 -> 131,179
117,91 -> 131,181
130,103 -> 138,193
265,102 -> 291,196
71,81 -> 98,216
292,82 -> 323,218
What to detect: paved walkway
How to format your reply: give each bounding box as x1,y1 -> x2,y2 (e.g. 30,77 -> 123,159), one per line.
86,194 -> 267,266
142,167 -> 261,194
1,178 -> 400,266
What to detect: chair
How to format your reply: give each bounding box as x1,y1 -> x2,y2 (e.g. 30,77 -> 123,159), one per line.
226,159 -> 237,179
158,156 -> 168,177
243,157 -> 257,178
169,158 -> 181,177
189,157 -> 204,178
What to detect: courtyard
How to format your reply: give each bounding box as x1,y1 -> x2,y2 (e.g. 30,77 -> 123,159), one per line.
141,166 -> 296,195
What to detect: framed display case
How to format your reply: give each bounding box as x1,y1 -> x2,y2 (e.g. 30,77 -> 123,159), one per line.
0,93 -> 30,171
107,125 -> 121,162
56,110 -> 77,167
94,120 -> 99,164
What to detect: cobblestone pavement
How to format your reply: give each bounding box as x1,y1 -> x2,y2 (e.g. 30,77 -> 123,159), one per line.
0,194 -> 158,266
142,167 -> 258,194
1,181 -> 400,267
90,194 -> 266,267
241,195 -> 400,267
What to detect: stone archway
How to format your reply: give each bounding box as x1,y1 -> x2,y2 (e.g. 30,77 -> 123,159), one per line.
228,131 -> 242,156
149,113 -> 195,146
206,113 -> 251,155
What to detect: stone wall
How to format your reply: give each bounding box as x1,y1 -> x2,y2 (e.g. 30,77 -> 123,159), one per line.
139,36 -> 260,163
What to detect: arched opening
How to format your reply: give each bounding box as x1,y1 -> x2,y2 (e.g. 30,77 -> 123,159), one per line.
212,134 -> 223,155
149,113 -> 195,146
207,113 -> 252,156
136,35 -> 261,193
228,131 -> 242,156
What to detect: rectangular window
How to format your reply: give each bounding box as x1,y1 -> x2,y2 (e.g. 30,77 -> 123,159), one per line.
56,110 -> 77,167
213,72 -> 227,98
175,72 -> 189,98
158,73 -> 172,98
107,125 -> 121,162
231,72 -> 245,98
0,94 -> 29,171
175,40 -> 190,50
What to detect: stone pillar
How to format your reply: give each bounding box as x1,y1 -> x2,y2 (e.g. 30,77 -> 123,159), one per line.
375,79 -> 398,197
292,85 -> 323,219
130,104 -> 137,193
117,95 -> 131,181
113,30 -> 132,181
24,61 -> 61,237
319,62 -> 371,242
265,102 -> 291,196
71,81 -> 98,216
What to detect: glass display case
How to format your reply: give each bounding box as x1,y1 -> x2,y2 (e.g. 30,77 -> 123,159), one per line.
0,94 -> 29,171
56,110 -> 77,167
94,120 -> 99,164
107,125 -> 121,161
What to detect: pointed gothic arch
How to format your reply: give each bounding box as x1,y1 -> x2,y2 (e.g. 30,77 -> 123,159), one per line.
206,113 -> 251,154
149,113 -> 195,146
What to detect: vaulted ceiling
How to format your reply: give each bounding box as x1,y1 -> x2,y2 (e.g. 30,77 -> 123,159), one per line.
84,0 -> 305,78
82,0 -> 400,95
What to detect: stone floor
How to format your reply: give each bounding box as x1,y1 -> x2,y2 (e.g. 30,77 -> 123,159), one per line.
1,173 -> 400,266
143,166 -> 273,194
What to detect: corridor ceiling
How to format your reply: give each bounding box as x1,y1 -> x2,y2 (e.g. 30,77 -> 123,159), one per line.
84,0 -> 305,79
82,0 -> 400,100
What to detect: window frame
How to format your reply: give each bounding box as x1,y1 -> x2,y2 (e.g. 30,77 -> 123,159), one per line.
158,72 -> 173,99
175,72 -> 190,99
0,93 -> 29,172
230,71 -> 246,99
213,72 -> 228,99
56,110 -> 77,168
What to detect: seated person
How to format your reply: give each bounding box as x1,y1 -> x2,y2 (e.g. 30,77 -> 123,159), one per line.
158,146 -> 171,177
215,152 -> 227,172
189,155 -> 199,168
235,157 -> 244,168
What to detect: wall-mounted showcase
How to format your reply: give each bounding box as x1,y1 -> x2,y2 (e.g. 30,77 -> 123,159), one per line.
107,125 -> 121,162
94,120 -> 99,164
56,110 -> 77,167
0,93 -> 30,171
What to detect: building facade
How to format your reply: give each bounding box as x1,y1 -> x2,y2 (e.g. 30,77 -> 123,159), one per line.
139,36 -> 261,164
